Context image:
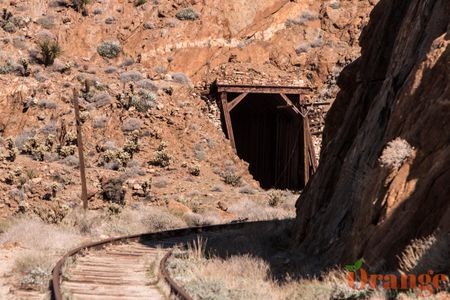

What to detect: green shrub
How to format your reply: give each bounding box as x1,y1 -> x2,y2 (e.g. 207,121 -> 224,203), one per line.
223,172 -> 242,187
1,9 -> 20,33
98,41 -> 122,58
149,150 -> 172,168
37,40 -> 61,66
130,91 -> 156,112
176,7 -> 200,21
123,131 -> 140,156
57,145 -> 76,158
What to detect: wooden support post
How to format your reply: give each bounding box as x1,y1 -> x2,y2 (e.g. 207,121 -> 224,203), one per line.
73,89 -> 88,210
228,93 -> 248,111
300,94 -> 310,184
221,92 -> 236,150
304,116 -> 318,172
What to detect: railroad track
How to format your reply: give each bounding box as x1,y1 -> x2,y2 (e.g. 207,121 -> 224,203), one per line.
52,221 -> 274,300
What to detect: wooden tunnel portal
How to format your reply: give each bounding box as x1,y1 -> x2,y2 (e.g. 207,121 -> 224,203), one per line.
217,83 -> 318,190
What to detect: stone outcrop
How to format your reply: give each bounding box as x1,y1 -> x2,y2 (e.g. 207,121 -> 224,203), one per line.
294,0 -> 449,272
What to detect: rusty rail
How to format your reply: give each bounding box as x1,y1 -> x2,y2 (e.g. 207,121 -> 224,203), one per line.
160,251 -> 193,300
51,221 -> 275,300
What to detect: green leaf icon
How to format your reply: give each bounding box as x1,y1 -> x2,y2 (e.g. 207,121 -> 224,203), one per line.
354,259 -> 364,271
345,265 -> 355,272
345,258 -> 364,272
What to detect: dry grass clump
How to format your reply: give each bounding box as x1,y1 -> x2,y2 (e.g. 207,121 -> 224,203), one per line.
228,199 -> 295,221
14,251 -> 54,291
398,233 -> 449,275
168,243 -> 355,300
183,212 -> 221,227
0,218 -> 82,291
62,206 -> 187,237
379,137 -> 414,171
0,217 -> 82,251
102,206 -> 187,235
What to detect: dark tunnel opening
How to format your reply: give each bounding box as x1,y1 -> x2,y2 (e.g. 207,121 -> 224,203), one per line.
227,93 -> 305,190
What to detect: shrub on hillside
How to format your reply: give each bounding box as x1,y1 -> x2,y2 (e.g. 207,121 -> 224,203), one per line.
172,72 -> 190,84
101,178 -> 126,206
122,118 -> 142,132
130,91 -> 156,112
119,70 -> 143,83
37,40 -> 61,66
97,41 -> 122,58
149,150 -> 172,168
222,172 -> 242,187
1,9 -> 25,33
72,0 -> 91,15
89,92 -> 112,108
176,8 -> 199,21
38,99 -> 57,109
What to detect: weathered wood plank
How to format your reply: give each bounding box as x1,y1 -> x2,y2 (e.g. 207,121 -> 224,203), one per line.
217,84 -> 311,94
220,92 -> 236,150
280,93 -> 302,115
228,93 -> 248,111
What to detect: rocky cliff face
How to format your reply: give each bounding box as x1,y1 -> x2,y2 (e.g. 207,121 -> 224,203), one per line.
294,0 -> 449,273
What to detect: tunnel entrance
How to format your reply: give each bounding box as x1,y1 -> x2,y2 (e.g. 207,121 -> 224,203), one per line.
217,84 -> 317,191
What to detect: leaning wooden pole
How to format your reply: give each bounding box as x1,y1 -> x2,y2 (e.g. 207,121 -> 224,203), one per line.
73,89 -> 88,210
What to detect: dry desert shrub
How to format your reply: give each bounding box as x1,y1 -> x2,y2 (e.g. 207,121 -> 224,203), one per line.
122,118 -> 142,132
97,41 -> 122,58
37,39 -> 61,66
120,70 -> 143,83
14,252 -> 53,275
379,137 -> 414,171
398,233 -> 449,275
175,8 -> 199,21
14,251 -> 54,291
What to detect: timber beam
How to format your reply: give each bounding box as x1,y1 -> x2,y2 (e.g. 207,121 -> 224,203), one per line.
220,92 -> 236,150
217,84 -> 311,95
228,93 -> 248,111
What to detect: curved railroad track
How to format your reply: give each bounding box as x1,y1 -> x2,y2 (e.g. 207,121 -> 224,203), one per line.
52,221 -> 274,300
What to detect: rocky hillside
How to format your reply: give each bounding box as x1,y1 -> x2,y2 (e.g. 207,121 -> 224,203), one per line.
0,0 -> 375,221
294,0 -> 449,273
